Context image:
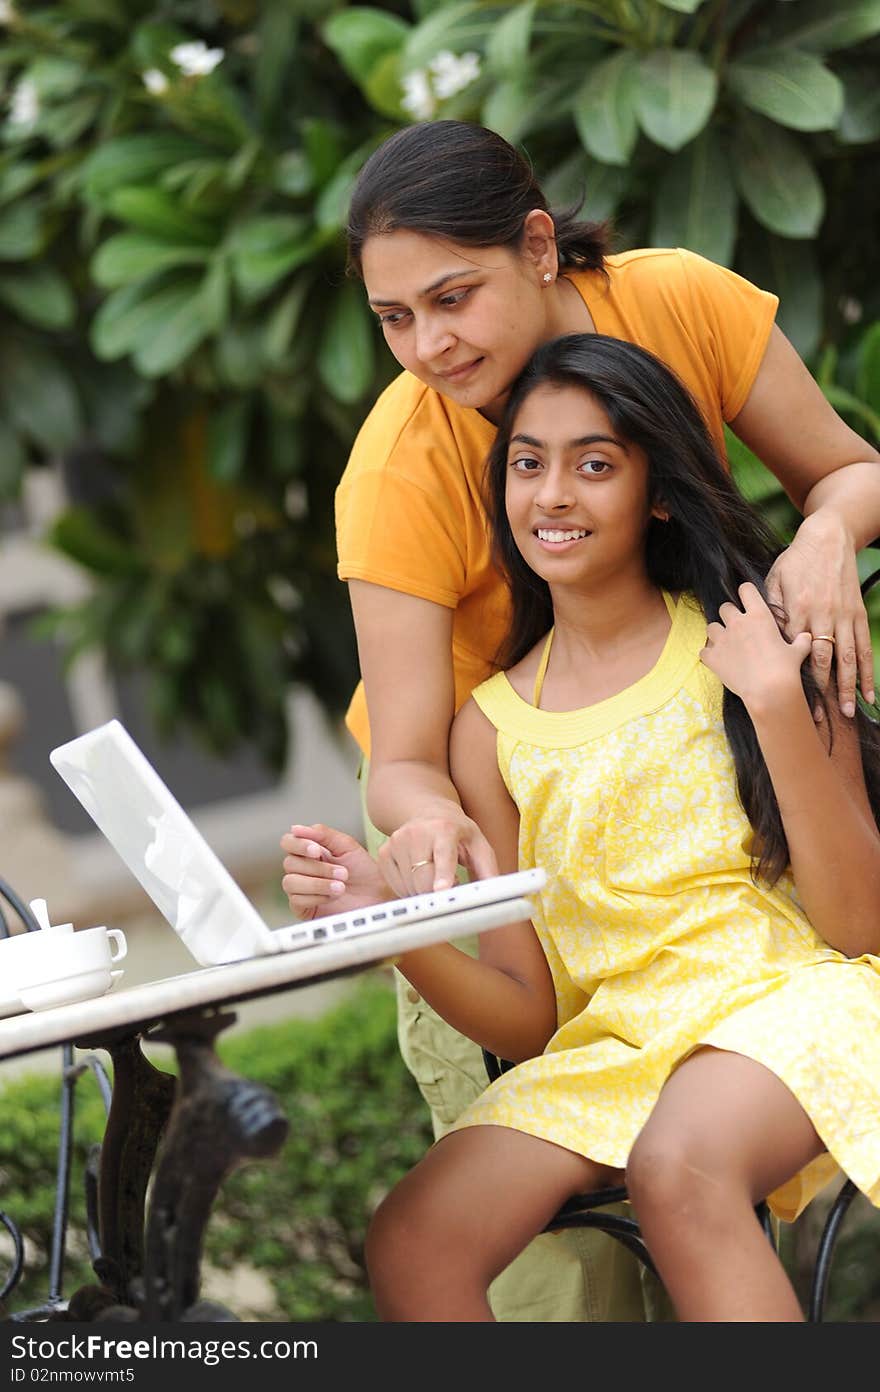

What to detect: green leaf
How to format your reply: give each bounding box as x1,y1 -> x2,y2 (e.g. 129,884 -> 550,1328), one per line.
91,277 -> 208,374
263,276 -> 313,364
198,256 -> 230,334
727,49 -> 843,131
543,151 -> 630,224
765,0 -> 880,53
0,198 -> 44,260
317,281 -> 375,404
856,322 -> 880,414
50,507 -> 142,577
403,2 -> 483,70
574,51 -> 640,167
738,233 -> 822,360
823,383 -> 880,440
837,67 -> 880,143
105,186 -> 218,243
485,1 -> 536,77
726,426 -> 785,504
92,233 -> 210,290
322,8 -> 410,85
0,415 -> 27,500
214,321 -> 267,389
0,339 -> 83,454
657,0 -> 707,11
0,264 -> 75,329
635,50 -> 717,152
207,397 -> 252,483
130,281 -> 212,377
230,215 -> 316,300
734,117 -> 824,238
482,78 -> 534,143
81,134 -> 210,202
651,130 -> 737,266
362,48 -> 409,120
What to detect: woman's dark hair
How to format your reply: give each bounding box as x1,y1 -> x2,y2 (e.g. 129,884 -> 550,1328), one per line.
485,333 -> 880,886
347,120 -> 608,277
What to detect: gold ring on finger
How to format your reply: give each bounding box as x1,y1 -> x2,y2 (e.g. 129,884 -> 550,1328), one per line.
811,634 -> 835,645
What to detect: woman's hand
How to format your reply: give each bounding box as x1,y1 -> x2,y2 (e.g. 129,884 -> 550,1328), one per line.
765,511 -> 874,718
377,807 -> 499,898
280,823 -> 388,920
700,582 -> 813,712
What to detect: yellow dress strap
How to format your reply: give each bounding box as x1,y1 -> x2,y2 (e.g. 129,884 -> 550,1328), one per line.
532,629 -> 555,708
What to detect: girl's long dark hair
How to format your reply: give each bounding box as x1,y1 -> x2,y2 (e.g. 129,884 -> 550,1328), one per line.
346,120 -> 608,277
485,334 -> 880,886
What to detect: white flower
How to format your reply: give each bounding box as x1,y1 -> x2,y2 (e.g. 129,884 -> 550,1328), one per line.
8,78 -> 39,129
401,68 -> 436,121
429,49 -> 481,100
142,68 -> 169,95
0,2 -> 16,25
169,40 -> 225,77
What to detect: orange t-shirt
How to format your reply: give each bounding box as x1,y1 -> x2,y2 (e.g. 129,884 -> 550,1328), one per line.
336,248 -> 778,755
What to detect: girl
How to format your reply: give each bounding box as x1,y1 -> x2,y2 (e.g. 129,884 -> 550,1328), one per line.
293,335 -> 880,1322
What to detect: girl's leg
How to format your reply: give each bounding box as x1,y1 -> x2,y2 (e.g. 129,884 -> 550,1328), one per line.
367,1124 -> 619,1321
626,1048 -> 825,1322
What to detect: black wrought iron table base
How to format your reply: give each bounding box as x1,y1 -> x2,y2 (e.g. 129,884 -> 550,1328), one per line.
9,1008 -> 288,1323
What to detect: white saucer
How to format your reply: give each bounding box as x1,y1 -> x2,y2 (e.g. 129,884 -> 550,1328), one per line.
0,995 -> 27,1020
19,968 -> 123,1012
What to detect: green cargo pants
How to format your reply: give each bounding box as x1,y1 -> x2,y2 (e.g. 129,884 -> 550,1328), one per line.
360,763 -> 671,1322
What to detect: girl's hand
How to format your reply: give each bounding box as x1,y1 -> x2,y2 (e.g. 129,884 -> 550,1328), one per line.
280,823 -> 388,920
700,582 -> 813,711
765,512 -> 874,718
377,809 -> 499,898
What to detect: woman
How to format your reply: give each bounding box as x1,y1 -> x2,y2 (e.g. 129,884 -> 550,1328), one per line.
282,120 -> 880,1322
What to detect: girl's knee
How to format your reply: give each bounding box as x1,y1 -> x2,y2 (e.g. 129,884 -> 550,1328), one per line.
626,1129 -> 730,1222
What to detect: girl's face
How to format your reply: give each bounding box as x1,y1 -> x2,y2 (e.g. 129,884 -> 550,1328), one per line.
361,228 -> 552,421
504,383 -> 662,591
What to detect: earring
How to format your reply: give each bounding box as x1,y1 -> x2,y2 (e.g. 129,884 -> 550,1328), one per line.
542,272 -> 552,284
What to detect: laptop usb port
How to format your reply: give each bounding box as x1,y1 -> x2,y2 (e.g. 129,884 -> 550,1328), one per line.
353,917 -> 366,927
392,907 -> 407,917
313,926 -> 327,940
332,922 -> 348,934
371,911 -> 387,922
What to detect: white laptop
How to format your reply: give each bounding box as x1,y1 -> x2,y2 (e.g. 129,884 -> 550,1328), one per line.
49,720 -> 545,968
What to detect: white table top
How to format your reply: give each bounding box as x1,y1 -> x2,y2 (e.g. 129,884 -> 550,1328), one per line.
0,901 -> 522,1061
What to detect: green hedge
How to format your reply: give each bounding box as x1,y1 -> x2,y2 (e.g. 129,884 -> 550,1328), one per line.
1,974 -> 878,1321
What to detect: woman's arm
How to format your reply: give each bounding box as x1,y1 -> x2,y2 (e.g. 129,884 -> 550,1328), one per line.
701,583 -> 880,957
349,579 -> 499,895
395,695 -> 557,1061
730,325 -> 880,715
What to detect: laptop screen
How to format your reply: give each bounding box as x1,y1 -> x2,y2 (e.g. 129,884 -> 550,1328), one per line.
50,721 -> 278,965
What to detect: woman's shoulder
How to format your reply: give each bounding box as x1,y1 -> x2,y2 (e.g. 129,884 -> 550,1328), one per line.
343,371 -> 491,481
589,246 -> 765,309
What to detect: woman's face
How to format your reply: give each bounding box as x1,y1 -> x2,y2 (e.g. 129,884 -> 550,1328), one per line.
504,383 -> 660,592
361,228 -> 552,420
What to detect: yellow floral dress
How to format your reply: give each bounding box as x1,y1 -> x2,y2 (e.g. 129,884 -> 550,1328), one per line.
452,593 -> 880,1220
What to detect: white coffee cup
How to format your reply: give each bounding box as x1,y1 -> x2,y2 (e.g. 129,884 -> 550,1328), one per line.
6,924 -> 127,1011
0,921 -> 75,1013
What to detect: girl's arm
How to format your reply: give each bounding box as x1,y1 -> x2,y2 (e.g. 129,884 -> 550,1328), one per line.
731,326 -> 880,717
349,580 -> 499,894
701,583 -> 880,957
393,696 -> 557,1062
